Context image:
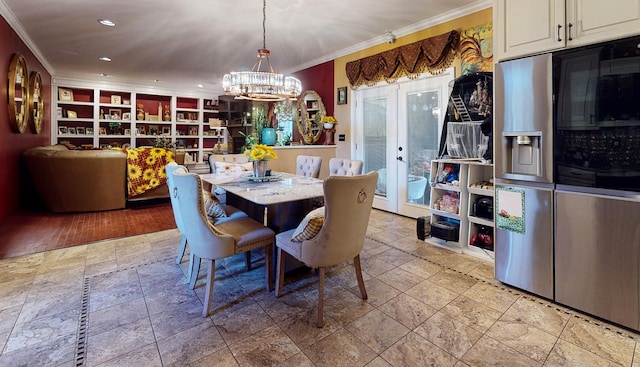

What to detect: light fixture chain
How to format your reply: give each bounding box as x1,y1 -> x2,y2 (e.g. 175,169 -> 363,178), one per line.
262,0 -> 266,49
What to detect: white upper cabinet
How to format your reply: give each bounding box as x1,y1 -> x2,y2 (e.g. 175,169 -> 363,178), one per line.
495,0 -> 640,61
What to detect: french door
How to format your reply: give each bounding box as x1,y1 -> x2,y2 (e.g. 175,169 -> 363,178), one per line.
353,69 -> 454,218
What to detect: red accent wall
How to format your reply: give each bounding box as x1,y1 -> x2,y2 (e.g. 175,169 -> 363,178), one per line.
0,15 -> 52,223
292,61 -> 334,144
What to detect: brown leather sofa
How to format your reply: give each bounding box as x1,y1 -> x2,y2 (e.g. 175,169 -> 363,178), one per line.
22,145 -> 185,213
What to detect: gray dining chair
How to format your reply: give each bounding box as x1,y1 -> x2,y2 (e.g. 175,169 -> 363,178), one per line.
329,158 -> 363,176
275,171 -> 378,327
166,162 -> 251,283
172,170 -> 275,317
296,155 -> 322,178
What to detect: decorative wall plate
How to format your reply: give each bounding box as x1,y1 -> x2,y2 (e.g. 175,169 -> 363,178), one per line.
28,71 -> 43,134
8,53 -> 28,134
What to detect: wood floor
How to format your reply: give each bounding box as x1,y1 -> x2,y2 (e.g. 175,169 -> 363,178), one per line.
0,200 -> 176,259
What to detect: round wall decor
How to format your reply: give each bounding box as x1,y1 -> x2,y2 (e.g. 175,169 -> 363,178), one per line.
28,71 -> 44,134
8,53 -> 29,134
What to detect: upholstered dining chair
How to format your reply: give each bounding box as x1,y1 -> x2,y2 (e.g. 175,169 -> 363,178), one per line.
166,162 -> 190,271
329,158 -> 363,176
275,171 -> 378,327
172,170 -> 275,317
296,155 -> 322,178
166,163 -> 249,283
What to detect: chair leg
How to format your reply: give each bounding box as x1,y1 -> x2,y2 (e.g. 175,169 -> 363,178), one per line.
176,234 -> 187,265
353,255 -> 368,300
265,244 -> 274,292
317,267 -> 325,328
189,255 -> 200,290
245,251 -> 252,271
275,247 -> 286,297
186,252 -> 196,283
202,259 -> 215,318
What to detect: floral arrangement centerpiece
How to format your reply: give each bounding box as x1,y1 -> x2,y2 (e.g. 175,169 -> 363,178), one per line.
244,143 -> 278,177
321,115 -> 337,129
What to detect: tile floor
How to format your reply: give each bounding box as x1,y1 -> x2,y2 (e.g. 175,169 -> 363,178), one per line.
0,209 -> 638,366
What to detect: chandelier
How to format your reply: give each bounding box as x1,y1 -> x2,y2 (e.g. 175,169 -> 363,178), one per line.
222,0 -> 302,101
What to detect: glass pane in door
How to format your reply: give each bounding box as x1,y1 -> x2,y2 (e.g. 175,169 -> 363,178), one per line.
406,91 -> 440,204
363,98 -> 387,197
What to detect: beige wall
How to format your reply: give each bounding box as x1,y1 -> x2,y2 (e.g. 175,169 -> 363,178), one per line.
268,146 -> 337,179
332,8 -> 493,160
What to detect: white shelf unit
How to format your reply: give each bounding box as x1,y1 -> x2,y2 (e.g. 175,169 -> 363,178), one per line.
52,82 -> 222,164
426,159 -> 494,261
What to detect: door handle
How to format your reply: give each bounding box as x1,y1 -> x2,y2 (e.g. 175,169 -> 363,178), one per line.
567,23 -> 573,41
557,24 -> 562,42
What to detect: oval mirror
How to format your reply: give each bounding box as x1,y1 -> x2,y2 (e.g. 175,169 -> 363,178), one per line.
295,90 -> 325,144
29,71 -> 44,134
8,53 -> 28,134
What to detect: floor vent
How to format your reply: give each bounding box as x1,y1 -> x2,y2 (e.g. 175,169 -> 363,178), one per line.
75,277 -> 90,367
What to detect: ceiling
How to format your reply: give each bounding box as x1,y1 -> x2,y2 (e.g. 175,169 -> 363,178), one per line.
1,0 -> 489,95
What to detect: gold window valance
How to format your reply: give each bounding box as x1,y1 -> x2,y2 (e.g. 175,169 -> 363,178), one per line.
346,30 -> 460,87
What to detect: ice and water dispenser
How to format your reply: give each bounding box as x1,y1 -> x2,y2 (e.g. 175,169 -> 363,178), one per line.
501,132 -> 544,180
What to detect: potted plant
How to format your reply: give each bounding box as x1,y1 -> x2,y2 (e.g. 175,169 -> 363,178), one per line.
244,143 -> 278,177
321,115 -> 337,129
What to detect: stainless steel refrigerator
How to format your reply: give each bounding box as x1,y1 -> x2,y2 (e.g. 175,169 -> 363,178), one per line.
494,53 -> 555,300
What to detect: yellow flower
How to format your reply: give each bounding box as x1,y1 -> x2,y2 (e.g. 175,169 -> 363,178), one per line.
321,115 -> 336,124
129,164 -> 142,179
244,143 -> 277,161
143,168 -> 156,181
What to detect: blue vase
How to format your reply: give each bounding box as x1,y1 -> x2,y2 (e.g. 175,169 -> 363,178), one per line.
261,128 -> 276,146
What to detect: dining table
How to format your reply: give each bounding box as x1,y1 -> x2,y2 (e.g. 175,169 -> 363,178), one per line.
200,171 -> 324,275
199,171 -> 324,232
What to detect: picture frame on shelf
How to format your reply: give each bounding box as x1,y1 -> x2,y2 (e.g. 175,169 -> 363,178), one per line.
203,99 -> 216,110
110,95 -> 122,105
58,126 -> 67,135
188,127 -> 198,136
56,107 -> 62,118
86,127 -> 93,135
337,86 -> 347,105
122,112 -> 131,121
99,127 -> 107,135
176,112 -> 185,121
162,126 -> 171,135
66,111 -> 77,119
137,126 -> 146,135
58,88 -> 73,102
109,109 -> 121,120
124,128 -> 131,135
123,98 -> 130,105
68,127 -> 76,135
148,125 -> 159,135
76,126 -> 85,135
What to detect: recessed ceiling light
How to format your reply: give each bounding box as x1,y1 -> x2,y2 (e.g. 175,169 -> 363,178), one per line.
99,56 -> 111,62
197,84 -> 203,88
98,19 -> 116,27
100,73 -> 109,77
153,79 -> 160,83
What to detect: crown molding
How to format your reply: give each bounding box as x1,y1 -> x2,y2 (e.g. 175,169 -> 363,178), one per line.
0,0 -> 55,74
